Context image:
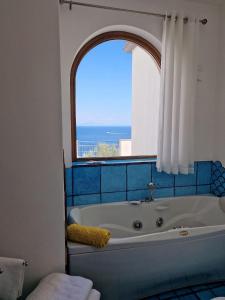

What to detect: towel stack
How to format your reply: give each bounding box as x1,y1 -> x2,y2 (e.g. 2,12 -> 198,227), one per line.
26,273 -> 101,300
0,257 -> 26,300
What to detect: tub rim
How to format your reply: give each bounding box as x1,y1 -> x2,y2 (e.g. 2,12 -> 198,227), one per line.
67,224 -> 225,255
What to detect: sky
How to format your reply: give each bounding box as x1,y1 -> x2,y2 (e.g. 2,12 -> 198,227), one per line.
76,40 -> 132,126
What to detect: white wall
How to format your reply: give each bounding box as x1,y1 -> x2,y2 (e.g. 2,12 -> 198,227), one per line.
60,0 -> 221,164
0,0 -> 65,296
216,3 -> 225,164
131,46 -> 160,155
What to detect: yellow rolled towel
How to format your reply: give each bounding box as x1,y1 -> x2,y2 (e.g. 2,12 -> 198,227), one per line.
67,224 -> 111,248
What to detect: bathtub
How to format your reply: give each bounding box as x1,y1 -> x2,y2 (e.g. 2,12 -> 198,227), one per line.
68,195 -> 225,300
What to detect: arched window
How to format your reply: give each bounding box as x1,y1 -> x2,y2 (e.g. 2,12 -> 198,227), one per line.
71,31 -> 161,161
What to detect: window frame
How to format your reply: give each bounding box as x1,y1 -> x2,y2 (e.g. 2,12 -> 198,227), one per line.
70,31 -> 161,161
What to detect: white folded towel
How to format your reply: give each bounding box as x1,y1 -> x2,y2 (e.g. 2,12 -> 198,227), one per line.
26,273 -> 96,300
0,256 -> 26,300
87,289 -> 101,300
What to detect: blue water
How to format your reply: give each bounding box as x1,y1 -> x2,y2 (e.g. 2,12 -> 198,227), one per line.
77,126 -> 131,157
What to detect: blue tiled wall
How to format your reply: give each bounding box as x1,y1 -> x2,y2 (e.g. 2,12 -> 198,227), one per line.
65,160 -> 213,206
211,161 -> 225,196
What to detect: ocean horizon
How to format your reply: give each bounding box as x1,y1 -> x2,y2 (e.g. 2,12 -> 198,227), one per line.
76,125 -> 131,156
77,125 -> 131,142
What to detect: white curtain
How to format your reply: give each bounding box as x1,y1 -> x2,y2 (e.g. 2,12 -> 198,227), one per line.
157,14 -> 199,175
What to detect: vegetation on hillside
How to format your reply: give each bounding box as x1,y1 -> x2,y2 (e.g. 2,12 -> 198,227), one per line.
84,143 -> 118,157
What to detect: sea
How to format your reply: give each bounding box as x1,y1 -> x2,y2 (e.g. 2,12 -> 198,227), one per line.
77,126 -> 131,157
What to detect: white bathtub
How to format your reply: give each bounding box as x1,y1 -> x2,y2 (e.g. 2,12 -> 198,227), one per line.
68,196 -> 225,300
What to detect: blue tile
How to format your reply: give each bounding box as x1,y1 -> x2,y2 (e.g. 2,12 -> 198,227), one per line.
212,174 -> 217,182
211,161 -> 225,197
197,290 -> 215,300
218,176 -> 224,183
155,188 -> 174,198
213,189 -> 220,197
212,286 -> 225,296
127,164 -> 151,190
218,186 -> 225,194
65,168 -> 73,196
73,194 -> 100,206
197,185 -> 211,194
215,180 -> 220,187
73,167 -> 100,195
101,165 -> 126,192
213,161 -> 222,170
101,192 -> 126,203
175,165 -> 196,186
152,163 -> 174,188
219,166 -> 225,174
175,186 -> 196,196
127,189 -> 148,201
197,162 -> 212,185
66,196 -> 73,207
215,170 -> 221,178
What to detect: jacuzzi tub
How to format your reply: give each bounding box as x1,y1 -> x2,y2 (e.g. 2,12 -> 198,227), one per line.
68,196 -> 225,300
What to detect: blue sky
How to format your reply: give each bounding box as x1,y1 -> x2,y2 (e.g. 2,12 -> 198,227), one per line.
76,40 -> 132,126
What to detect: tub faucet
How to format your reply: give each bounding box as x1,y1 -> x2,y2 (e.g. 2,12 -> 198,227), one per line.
146,182 -> 156,202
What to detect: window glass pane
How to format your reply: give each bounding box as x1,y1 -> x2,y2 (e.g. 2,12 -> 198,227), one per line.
75,39 -> 160,158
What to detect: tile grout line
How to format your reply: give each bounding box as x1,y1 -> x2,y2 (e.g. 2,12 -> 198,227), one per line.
196,162 -> 198,194
126,164 -> 128,201
69,161 -> 214,206
173,172 -> 175,197
69,184 -> 213,198
210,161 -> 213,194
72,166 -> 75,206
100,166 -> 102,203
150,162 -> 153,182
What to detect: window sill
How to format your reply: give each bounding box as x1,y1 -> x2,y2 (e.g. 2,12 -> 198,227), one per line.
72,158 -> 157,167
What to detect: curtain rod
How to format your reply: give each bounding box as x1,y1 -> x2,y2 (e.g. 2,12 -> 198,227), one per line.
59,0 -> 208,25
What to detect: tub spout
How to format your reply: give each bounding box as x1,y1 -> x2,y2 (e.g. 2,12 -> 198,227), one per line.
146,182 -> 156,202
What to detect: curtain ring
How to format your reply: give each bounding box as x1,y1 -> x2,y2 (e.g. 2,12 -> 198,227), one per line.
184,17 -> 188,24
201,18 -> 207,25
22,261 -> 28,267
